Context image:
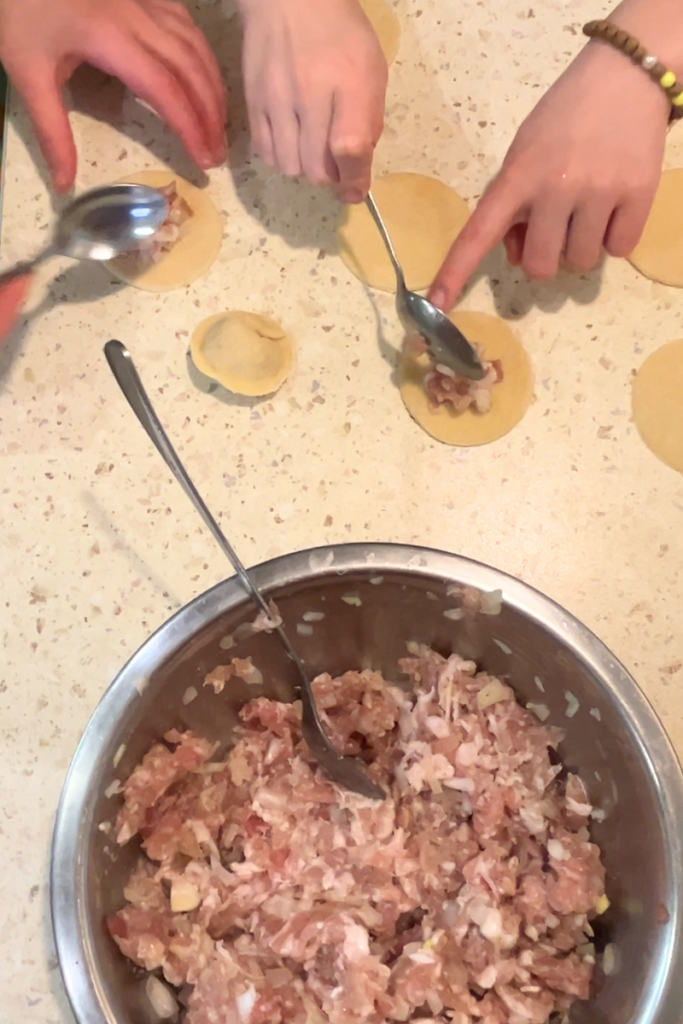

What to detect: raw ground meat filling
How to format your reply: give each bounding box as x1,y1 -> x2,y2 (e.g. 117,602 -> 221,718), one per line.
108,646 -> 606,1024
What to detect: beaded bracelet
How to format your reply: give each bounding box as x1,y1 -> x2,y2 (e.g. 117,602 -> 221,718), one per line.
583,19 -> 683,120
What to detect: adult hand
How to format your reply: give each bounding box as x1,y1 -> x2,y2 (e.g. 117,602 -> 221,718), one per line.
238,0 -> 387,202
0,0 -> 227,194
0,274 -> 32,340
429,39 -> 669,310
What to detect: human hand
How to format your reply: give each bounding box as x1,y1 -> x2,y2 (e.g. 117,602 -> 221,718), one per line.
429,40 -> 669,310
0,0 -> 227,194
0,274 -> 32,340
238,0 -> 387,201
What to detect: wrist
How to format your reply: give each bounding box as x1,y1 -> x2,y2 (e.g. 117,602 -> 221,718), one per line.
610,0 -> 683,73
581,35 -> 672,126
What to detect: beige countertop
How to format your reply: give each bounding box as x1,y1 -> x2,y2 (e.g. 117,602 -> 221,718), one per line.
2,0 -> 683,1020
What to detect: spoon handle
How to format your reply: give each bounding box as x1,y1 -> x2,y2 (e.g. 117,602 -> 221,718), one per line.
365,192 -> 405,289
104,340 -> 275,621
0,243 -> 59,287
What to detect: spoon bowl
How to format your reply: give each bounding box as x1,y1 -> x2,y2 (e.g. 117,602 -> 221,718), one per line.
0,183 -> 169,284
365,192 -> 485,380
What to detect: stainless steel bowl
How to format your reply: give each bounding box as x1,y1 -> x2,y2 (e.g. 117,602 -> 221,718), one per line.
51,543 -> 683,1024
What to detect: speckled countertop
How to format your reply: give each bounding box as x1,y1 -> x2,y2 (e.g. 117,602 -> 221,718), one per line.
1,0 -> 683,1020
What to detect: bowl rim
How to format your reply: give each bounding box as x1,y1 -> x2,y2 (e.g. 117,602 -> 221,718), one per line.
50,541 -> 683,1024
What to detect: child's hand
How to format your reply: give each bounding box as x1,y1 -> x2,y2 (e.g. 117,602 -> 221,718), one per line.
0,0 -> 227,193
238,0 -> 387,202
429,40 -> 669,310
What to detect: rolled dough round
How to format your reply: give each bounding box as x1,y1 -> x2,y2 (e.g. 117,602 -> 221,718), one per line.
190,311 -> 293,397
399,311 -> 533,446
337,172 -> 470,292
107,169 -> 223,292
358,0 -> 401,65
632,338 -> 683,474
628,169 -> 683,286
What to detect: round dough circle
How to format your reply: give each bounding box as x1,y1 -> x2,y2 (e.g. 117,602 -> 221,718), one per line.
399,311 -> 533,446
358,0 -> 401,65
632,338 -> 683,473
190,311 -> 293,397
107,169 -> 223,292
628,169 -> 683,286
337,173 -> 470,292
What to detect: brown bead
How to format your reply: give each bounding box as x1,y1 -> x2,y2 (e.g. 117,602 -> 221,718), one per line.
623,36 -> 640,56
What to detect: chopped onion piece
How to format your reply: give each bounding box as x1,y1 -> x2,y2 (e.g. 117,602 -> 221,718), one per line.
547,839 -> 571,861
182,686 -> 198,705
477,679 -> 511,709
170,877 -> 201,912
369,576 -> 384,586
104,779 -> 123,798
302,611 -> 325,622
145,975 -> 178,1020
297,624 -> 314,636
341,593 -> 362,607
565,691 -> 580,718
603,943 -> 618,976
479,589 -> 503,615
219,635 -> 235,650
493,638 -> 512,655
236,985 -> 257,1021
590,707 -> 602,721
526,702 -> 550,722
535,675 -> 545,693
406,640 -> 421,655
112,744 -> 126,768
443,608 -> 465,621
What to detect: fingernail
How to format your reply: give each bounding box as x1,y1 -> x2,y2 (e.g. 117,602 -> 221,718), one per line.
430,286 -> 447,310
342,187 -> 364,204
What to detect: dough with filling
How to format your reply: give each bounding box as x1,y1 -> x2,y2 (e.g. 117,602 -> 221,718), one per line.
628,169 -> 683,286
399,311 -> 533,446
358,0 -> 401,65
632,338 -> 683,474
337,172 -> 470,292
190,312 -> 293,397
108,169 -> 223,292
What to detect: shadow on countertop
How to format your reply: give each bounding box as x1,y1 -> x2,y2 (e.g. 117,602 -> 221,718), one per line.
0,262 -> 126,395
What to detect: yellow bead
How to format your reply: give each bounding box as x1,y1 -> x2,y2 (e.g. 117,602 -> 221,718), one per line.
660,70 -> 676,88
672,90 -> 683,106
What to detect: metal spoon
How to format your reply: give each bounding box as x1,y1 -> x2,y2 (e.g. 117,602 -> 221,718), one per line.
104,340 -> 385,802
0,184 -> 169,286
365,192 -> 485,381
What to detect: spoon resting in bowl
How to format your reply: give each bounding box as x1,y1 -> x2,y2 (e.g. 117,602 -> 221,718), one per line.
104,340 -> 385,801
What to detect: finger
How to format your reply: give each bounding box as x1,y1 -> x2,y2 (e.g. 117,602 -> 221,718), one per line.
503,223 -> 526,266
133,10 -> 226,161
604,194 -> 653,258
428,176 -> 520,310
269,106 -> 303,178
86,28 -> 215,169
146,0 -> 227,129
520,197 -> 574,280
249,110 -> 276,167
0,274 -> 32,340
299,98 -> 337,187
564,201 -> 613,272
328,87 -> 383,202
9,64 -> 76,192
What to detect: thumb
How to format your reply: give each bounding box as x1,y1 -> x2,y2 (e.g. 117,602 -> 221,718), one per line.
12,65 -> 77,193
0,274 -> 32,341
428,175 -> 519,311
